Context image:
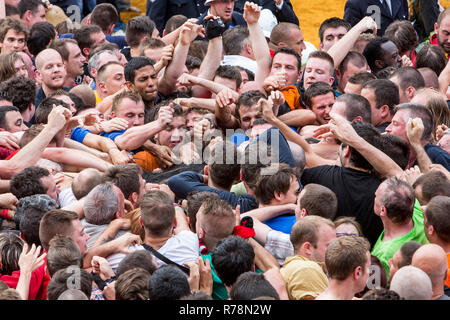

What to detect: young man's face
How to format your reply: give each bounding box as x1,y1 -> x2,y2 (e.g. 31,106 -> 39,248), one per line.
103,64 -> 125,97
113,97 -> 145,128
3,110 -> 27,132
303,57 -> 334,89
24,4 -> 47,29
210,0 -> 235,23
131,65 -> 158,103
360,87 -> 382,126
156,116 -> 186,149
311,225 -> 336,263
0,29 -> 26,53
38,52 -> 67,90
70,219 -> 90,256
379,41 -> 402,70
214,75 -> 238,92
337,61 -> 367,94
66,42 -> 86,78
309,92 -> 335,125
239,104 -> 261,132
320,26 -> 348,52
270,52 -> 300,87
280,177 -> 300,205
40,174 -> 60,202
186,110 -> 204,131
285,28 -> 306,59
52,95 -> 77,115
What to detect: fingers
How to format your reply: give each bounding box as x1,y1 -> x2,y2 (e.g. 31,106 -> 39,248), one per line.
235,204 -> 241,226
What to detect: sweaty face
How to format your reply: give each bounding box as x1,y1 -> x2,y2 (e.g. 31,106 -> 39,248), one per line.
303,57 -> 333,89
437,16 -> 450,54
38,52 -> 67,90
132,65 -> 158,103
4,110 -> 27,132
157,116 -> 186,149
113,98 -> 145,128
210,0 -> 235,23
239,104 -> 262,131
321,26 -> 348,52
270,52 -> 300,87
309,92 -> 335,124
104,64 -> 125,96
0,29 -> 26,54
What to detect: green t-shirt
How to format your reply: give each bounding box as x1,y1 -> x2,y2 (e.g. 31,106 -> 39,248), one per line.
230,182 -> 247,196
201,253 -> 229,300
371,198 -> 429,278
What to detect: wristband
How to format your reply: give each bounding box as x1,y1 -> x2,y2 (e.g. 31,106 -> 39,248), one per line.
204,18 -> 227,39
1,209 -> 9,220
233,216 -> 255,239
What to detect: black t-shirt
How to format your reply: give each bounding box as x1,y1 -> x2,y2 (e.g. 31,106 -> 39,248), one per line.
301,165 -> 383,248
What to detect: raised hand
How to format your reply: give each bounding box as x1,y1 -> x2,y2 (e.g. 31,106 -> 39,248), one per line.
406,117 -> 424,145
160,44 -> 174,67
157,104 -> 174,128
243,2 -> 261,25
100,118 -> 129,133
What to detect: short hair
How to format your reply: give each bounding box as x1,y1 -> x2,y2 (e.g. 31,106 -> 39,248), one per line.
424,196 -> 450,242
338,51 -> 367,76
304,81 -> 335,108
241,141 -> 272,191
88,49 -> 117,73
102,164 -> 142,200
384,20 -> 418,55
270,22 -> 300,47
89,42 -> 120,60
0,76 -> 36,114
212,236 -> 255,287
325,236 -> 370,280
362,79 -> 399,114
415,45 -> 447,77
318,17 -> 351,43
164,14 -> 187,34
126,16 -> 157,48
47,267 -> 93,300
46,235 -> 83,277
413,170 -> 450,204
378,134 -> 410,170
18,0 -> 45,18
198,197 -> 235,245
5,4 -> 19,17
83,182 -> 120,225
73,25 -> 103,54
214,65 -> 242,89
27,21 -> 56,57
124,56 -> 155,83
235,90 -> 267,121
271,46 -> 302,72
0,17 -> 27,43
300,183 -> 338,220
148,265 -> 190,300
397,241 -> 422,269
70,85 -> 97,109
57,289 -> 88,300
90,3 -> 119,33
10,166 -> 50,199
376,65 -> 398,79
390,67 -> 425,92
0,233 -> 23,275
111,89 -> 143,113
34,97 -> 70,124
18,194 -> 58,247
187,40 -> 208,60
334,216 -> 363,235
335,93 -> 372,123
290,215 -> 335,251
39,209 -> 79,252
206,140 -> 241,190
347,71 -> 377,85
417,68 -> 440,91
379,177 -> 415,224
362,288 -> 402,300
307,51 -> 335,76
71,168 -> 103,200
49,38 -> 79,62
138,37 -> 165,56
254,164 -> 297,205
230,272 -> 280,300
97,61 -> 123,83
393,103 -> 434,141
186,55 -> 202,72
363,37 -> 392,72
223,25 -> 250,56
115,268 -> 150,300
116,250 -> 157,277
0,288 -> 22,300
389,265 -> 432,300
140,201 -> 175,237
185,191 -> 220,232
0,105 -> 20,129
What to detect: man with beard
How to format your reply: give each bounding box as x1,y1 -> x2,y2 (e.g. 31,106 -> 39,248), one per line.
430,8 -> 450,57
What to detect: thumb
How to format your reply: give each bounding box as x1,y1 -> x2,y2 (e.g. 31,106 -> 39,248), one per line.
235,205 -> 241,226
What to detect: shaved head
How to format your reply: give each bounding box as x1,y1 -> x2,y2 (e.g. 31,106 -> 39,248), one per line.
412,244 -> 448,289
35,49 -> 62,70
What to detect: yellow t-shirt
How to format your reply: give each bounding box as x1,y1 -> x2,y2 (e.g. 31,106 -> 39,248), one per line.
94,90 -> 102,105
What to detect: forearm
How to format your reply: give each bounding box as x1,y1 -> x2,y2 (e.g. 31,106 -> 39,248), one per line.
15,271 -> 32,300
327,21 -> 364,68
248,22 -> 271,86
214,104 -> 240,129
186,98 -> 216,112
42,148 -> 111,172
114,121 -> 163,151
92,222 -> 122,248
198,37 -> 222,81
0,179 -> 9,193
438,60 -> 450,95
62,198 -> 85,219
161,26 -> 182,46
242,204 -> 295,222
411,142 -> 433,173
248,238 -> 279,272
278,109 -> 317,127
64,138 -> 107,159
159,43 -> 190,96
83,241 -> 118,269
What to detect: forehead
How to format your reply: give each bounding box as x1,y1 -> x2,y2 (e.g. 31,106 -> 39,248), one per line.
311,92 -> 335,106
323,26 -> 348,37
306,57 -> 331,72
5,110 -> 21,120
240,105 -> 260,116
4,29 -> 25,37
167,116 -> 186,127
381,41 -> 398,53
117,98 -> 144,113
392,109 -> 410,122
106,64 -> 124,75
134,65 -> 156,77
42,52 -> 63,66
439,15 -> 450,30
272,52 -> 298,67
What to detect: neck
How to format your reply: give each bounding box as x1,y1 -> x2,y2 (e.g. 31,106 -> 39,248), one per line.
432,284 -> 444,300
130,47 -> 140,58
382,218 -> 413,241
207,179 -> 229,191
42,84 -> 60,97
322,279 -> 357,300
144,234 -> 171,249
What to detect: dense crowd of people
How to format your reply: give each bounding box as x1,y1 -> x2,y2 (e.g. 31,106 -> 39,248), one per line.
0,0 -> 448,301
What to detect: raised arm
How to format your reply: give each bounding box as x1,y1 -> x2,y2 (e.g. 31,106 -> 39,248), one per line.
406,117 -> 433,173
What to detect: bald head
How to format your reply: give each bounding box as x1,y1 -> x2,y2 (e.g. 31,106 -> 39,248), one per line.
390,265 -> 433,300
35,49 -> 63,71
412,244 -> 448,292
71,168 -> 102,200
57,289 -> 88,300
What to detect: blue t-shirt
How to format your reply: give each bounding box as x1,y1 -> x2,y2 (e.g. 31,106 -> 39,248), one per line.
99,130 -> 126,141
70,126 -> 91,143
263,213 -> 296,234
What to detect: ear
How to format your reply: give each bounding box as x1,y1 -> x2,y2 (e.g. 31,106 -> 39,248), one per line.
173,217 -> 177,229
108,24 -> 115,35
426,224 -> 435,237
245,43 -> 253,56
353,266 -> 362,280
204,165 -> 209,177
98,81 -> 107,94
300,208 -> 308,218
379,104 -> 390,119
125,81 -> 135,91
328,76 -> 335,86
278,41 -> 287,47
335,69 -> 341,80
83,47 -> 90,57
380,206 -> 387,217
406,86 -> 416,100
130,192 -> 138,206
139,216 -> 143,228
114,211 -> 121,219
197,226 -> 205,240
274,191 -> 283,202
343,144 -> 351,158
301,241 -> 312,257
35,69 -> 42,82
162,29 -> 167,37
352,115 -> 363,122
374,59 -> 384,70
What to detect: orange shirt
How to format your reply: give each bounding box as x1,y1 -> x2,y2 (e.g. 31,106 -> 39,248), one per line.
446,253 -> 450,287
